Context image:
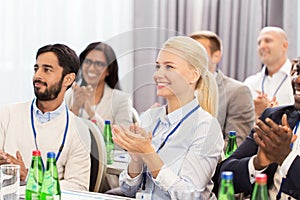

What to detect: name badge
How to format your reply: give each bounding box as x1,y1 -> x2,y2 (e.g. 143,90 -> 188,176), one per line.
136,190 -> 152,200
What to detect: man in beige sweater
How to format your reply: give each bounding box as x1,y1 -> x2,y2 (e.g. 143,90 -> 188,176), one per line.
0,44 -> 91,190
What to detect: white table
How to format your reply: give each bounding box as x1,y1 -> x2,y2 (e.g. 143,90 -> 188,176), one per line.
62,189 -> 135,200
19,186 -> 134,200
107,150 -> 129,175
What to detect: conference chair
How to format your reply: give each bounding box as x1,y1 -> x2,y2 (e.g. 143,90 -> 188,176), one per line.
82,118 -> 107,192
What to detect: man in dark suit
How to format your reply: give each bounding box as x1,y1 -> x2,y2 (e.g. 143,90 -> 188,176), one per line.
219,58 -> 300,199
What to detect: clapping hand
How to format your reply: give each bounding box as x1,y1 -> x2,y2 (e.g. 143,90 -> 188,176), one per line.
71,83 -> 94,117
113,124 -> 163,178
0,150 -> 28,181
254,91 -> 278,117
253,114 -> 297,169
112,124 -> 153,155
254,91 -> 269,117
112,124 -> 154,176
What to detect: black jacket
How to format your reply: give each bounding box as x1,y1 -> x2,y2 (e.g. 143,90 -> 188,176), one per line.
219,105 -> 300,199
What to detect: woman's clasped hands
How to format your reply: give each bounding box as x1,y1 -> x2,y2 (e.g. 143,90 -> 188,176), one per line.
112,124 -> 164,178
71,83 -> 95,117
112,124 -> 154,156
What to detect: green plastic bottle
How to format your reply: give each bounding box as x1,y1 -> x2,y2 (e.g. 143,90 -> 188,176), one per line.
25,150 -> 44,200
103,120 -> 114,164
40,152 -> 61,200
251,174 -> 269,200
218,171 -> 235,200
225,131 -> 238,158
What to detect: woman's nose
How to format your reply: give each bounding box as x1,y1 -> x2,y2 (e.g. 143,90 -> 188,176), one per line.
154,67 -> 165,78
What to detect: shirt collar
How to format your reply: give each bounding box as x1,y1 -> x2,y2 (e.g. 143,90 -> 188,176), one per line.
160,97 -> 199,125
264,59 -> 292,77
33,98 -> 66,123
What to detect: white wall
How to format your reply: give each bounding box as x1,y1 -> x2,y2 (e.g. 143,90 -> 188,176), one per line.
0,0 -> 133,105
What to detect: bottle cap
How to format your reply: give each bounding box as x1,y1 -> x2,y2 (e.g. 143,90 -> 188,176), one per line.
221,171 -> 233,180
32,150 -> 41,156
47,152 -> 56,158
228,131 -> 236,137
255,173 -> 267,184
105,120 -> 111,125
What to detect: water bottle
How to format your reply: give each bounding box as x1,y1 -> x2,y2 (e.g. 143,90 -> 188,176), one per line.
103,120 -> 114,164
218,171 -> 235,200
251,174 -> 269,200
25,150 -> 44,200
225,131 -> 238,158
40,152 -> 61,200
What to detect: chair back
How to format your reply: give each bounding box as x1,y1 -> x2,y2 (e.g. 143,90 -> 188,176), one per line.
131,107 -> 140,123
82,118 -> 107,192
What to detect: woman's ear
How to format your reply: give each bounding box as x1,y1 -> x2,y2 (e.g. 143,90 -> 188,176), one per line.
190,69 -> 201,84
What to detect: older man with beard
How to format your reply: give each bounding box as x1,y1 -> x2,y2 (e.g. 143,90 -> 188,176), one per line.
0,44 -> 91,191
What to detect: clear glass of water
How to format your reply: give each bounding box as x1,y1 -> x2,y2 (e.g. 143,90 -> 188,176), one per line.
0,164 -> 20,200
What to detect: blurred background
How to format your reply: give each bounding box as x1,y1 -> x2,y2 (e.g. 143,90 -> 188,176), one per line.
0,0 -> 299,112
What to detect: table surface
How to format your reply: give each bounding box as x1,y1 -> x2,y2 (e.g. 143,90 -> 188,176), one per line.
19,186 -> 135,200
62,189 -> 135,200
107,150 -> 129,175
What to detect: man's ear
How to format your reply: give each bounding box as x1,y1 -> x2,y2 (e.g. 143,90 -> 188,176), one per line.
64,73 -> 76,87
211,50 -> 222,64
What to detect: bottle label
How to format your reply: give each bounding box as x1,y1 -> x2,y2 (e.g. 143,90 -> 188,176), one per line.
106,144 -> 114,164
31,194 -> 39,200
44,195 -> 60,200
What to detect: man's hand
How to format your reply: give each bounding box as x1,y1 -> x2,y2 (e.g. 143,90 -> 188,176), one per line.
254,91 -> 269,117
253,114 -> 296,167
6,151 -> 28,181
0,150 -> 11,165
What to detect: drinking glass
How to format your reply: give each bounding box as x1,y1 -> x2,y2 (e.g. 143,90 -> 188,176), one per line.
0,164 -> 20,200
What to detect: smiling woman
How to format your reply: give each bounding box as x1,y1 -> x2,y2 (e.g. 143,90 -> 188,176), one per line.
65,42 -> 134,131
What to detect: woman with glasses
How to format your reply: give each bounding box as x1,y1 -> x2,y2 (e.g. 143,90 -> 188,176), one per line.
65,42 -> 133,130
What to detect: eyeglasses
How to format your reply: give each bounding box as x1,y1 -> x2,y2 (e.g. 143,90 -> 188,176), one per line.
82,58 -> 107,70
291,58 -> 300,77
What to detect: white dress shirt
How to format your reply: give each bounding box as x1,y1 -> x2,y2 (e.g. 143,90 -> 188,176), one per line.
244,59 -> 294,106
119,98 -> 224,199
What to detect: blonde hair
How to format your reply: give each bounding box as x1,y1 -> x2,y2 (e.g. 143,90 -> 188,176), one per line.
161,36 -> 218,117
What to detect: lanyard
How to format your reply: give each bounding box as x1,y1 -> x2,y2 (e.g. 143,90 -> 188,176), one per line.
141,104 -> 200,190
261,69 -> 288,97
152,104 -> 200,153
276,120 -> 299,199
30,99 -> 69,164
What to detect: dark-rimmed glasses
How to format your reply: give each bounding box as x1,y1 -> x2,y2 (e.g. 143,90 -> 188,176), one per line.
82,58 -> 107,70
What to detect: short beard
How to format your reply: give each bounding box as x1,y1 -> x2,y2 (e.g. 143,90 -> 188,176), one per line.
34,78 -> 63,101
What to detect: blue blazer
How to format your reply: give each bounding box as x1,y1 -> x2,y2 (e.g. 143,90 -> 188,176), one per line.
219,105 -> 300,199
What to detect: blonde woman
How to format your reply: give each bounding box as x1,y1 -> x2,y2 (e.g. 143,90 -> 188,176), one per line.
113,36 -> 223,199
